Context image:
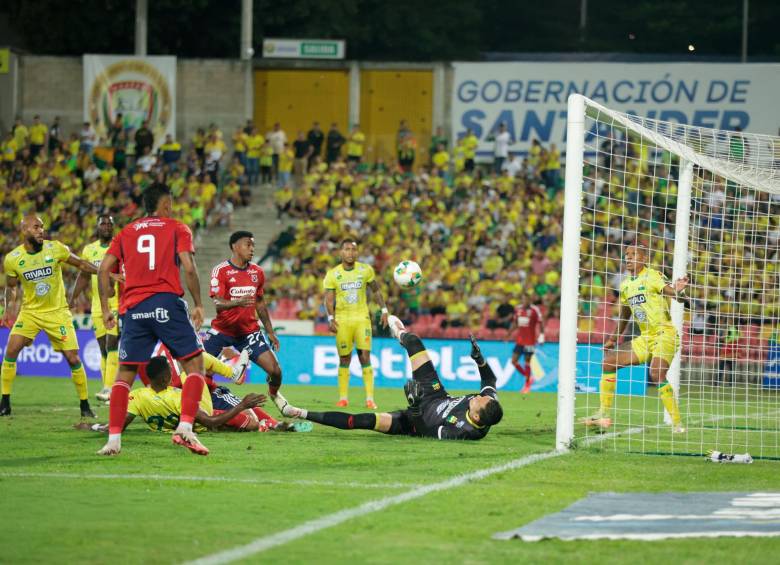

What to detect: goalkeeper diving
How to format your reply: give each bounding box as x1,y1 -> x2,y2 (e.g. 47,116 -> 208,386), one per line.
290,317 -> 503,440
584,244 -> 688,432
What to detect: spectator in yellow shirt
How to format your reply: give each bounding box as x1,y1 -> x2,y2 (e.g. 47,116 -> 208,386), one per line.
346,124 -> 365,164
245,126 -> 264,185
12,117 -> 28,149
278,142 -> 294,188
432,144 -> 450,176
461,129 -> 478,172
29,115 -> 47,157
259,141 -> 274,185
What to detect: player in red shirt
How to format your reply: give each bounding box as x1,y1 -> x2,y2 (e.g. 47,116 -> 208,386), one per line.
96,182 -> 210,456
204,231 -> 300,417
511,294 -> 545,394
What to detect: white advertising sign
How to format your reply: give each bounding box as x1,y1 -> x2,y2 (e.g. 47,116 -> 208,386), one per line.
451,62 -> 780,157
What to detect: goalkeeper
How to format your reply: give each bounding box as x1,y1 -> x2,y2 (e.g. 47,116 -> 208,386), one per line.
584,244 -> 688,432
292,317 -> 503,440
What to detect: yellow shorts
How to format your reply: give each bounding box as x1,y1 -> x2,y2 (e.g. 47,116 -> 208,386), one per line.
336,317 -> 372,356
11,308 -> 79,351
630,327 -> 680,365
92,308 -> 119,338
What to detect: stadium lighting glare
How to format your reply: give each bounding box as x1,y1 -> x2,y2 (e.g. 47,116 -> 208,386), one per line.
688,44 -> 696,52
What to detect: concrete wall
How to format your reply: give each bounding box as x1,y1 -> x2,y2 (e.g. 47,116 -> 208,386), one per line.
14,55 -> 247,143
0,49 -> 21,134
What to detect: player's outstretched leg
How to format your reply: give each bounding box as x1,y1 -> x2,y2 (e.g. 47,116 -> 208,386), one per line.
299,409 -> 379,431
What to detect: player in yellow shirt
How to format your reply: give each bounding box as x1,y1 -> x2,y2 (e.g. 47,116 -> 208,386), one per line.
323,240 -> 389,408
69,215 -> 120,402
100,356 -> 264,434
1,215 -> 110,417
346,125 -> 365,164
461,129 -> 478,172
584,244 -> 688,432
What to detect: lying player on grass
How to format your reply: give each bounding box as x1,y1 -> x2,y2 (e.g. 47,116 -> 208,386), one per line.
290,316 -> 503,440
83,355 -> 311,435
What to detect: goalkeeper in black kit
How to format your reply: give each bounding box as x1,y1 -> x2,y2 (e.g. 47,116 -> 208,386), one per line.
294,316 -> 504,440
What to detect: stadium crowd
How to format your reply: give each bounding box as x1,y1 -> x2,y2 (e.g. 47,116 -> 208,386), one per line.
0,114 -> 254,301
2,114 -> 777,346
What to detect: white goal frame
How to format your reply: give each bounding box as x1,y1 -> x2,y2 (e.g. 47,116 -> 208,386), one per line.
556,93 -> 780,451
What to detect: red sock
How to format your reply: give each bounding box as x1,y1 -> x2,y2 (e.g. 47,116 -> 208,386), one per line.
180,373 -> 205,425
512,360 -> 523,374
268,384 -> 279,396
109,381 -> 131,434
523,363 -> 531,379
138,365 -> 150,386
252,406 -> 278,427
204,375 -> 217,391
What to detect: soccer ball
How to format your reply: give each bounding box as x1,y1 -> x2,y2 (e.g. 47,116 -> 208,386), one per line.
393,260 -> 423,288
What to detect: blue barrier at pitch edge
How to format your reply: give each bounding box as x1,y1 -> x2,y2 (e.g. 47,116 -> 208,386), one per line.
0,329 -> 647,396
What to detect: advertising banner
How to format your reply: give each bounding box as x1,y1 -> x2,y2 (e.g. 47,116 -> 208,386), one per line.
0,331 -> 646,396
83,54 -> 176,146
451,62 -> 780,158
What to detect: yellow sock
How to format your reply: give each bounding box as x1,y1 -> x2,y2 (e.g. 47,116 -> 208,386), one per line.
104,350 -> 118,388
600,373 -> 616,415
338,366 -> 350,400
659,382 -> 681,425
1,358 -> 17,395
100,355 -> 107,388
203,351 -> 233,378
362,365 -> 374,401
70,362 -> 88,401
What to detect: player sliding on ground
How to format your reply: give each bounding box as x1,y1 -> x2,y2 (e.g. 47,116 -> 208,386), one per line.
84,355 -> 310,434
2,215 -> 117,417
584,244 -> 688,432
293,316 -> 503,440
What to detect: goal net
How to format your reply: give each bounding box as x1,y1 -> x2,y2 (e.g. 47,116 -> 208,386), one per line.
557,94 -> 780,460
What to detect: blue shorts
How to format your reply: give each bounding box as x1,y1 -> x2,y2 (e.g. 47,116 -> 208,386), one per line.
210,386 -> 242,411
118,293 -> 203,364
203,328 -> 270,363
512,344 -> 536,358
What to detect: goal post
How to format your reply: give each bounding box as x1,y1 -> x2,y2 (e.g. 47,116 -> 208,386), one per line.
557,93 -> 780,458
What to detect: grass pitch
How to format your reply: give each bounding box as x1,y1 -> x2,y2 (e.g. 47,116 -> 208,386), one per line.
1,377 -> 778,564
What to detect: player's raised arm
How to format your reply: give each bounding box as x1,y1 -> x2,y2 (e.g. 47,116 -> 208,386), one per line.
367,279 -> 389,327
662,274 -> 690,303
178,250 -> 204,329
65,251 -> 98,275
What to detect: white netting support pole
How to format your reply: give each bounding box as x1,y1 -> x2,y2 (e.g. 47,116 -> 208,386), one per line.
666,159 -> 694,422
556,94 -> 585,450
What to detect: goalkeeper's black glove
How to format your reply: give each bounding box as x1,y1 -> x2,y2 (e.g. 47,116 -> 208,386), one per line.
404,380 -> 424,416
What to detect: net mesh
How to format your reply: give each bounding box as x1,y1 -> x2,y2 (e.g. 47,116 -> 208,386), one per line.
574,100 -> 780,459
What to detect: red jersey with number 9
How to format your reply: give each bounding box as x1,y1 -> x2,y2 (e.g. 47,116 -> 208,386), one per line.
107,216 -> 194,313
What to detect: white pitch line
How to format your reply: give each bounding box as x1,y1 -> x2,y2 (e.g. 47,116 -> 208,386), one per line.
184,425 -> 644,565
184,449 -> 566,565
0,472 -> 419,490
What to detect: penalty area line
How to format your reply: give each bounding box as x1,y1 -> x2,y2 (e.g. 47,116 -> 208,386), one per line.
184,449 -> 566,565
0,472 -> 419,490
